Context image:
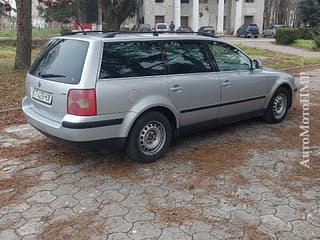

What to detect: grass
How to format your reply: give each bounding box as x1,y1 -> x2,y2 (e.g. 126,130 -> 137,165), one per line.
237,44 -> 320,69
292,39 -> 318,50
0,28 -> 60,39
0,41 -> 41,110
0,42 -> 320,110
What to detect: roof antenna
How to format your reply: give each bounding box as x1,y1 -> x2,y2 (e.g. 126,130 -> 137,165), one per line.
75,19 -> 86,35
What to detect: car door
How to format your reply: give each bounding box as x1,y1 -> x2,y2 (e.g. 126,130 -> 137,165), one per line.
208,41 -> 267,119
164,40 -> 221,127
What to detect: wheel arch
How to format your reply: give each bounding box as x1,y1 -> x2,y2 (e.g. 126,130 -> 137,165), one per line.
265,81 -> 294,109
120,103 -> 180,139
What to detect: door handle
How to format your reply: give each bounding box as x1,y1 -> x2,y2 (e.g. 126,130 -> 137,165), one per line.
170,85 -> 183,92
222,81 -> 232,87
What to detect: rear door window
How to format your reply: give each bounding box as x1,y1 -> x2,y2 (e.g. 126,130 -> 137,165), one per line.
30,39 -> 89,84
100,41 -> 165,79
163,41 -> 212,74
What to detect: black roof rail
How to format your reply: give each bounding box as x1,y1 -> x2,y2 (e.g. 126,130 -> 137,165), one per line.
63,30 -> 217,38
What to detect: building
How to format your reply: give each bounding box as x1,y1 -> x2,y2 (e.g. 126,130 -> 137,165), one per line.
31,0 -> 47,29
137,0 -> 265,35
0,0 -> 16,29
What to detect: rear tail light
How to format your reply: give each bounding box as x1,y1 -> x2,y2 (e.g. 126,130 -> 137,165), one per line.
67,89 -> 97,116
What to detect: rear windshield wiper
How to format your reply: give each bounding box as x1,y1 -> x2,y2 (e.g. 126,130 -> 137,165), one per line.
38,73 -> 66,78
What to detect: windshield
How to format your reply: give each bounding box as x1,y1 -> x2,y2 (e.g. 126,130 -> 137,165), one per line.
30,39 -> 89,84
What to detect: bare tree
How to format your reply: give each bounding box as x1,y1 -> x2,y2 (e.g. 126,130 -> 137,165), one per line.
264,0 -> 300,28
14,0 -> 32,70
102,0 -> 139,30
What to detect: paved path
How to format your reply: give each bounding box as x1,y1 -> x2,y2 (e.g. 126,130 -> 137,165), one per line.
223,37 -> 320,58
0,71 -> 319,239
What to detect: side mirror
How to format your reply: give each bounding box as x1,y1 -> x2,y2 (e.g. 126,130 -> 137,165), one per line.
252,58 -> 263,70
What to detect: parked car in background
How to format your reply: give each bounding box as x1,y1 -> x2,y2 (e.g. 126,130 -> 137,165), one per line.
136,24 -> 152,32
263,25 -> 285,38
176,26 -> 193,32
23,32 -> 296,163
155,23 -> 168,32
198,26 -> 215,37
236,24 -> 259,38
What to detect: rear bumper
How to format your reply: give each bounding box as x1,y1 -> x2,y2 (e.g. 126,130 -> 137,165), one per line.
22,97 -> 128,146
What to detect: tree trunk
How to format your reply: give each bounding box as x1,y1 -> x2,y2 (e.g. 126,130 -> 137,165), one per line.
101,0 -> 139,31
97,0 -> 103,31
14,0 -> 32,70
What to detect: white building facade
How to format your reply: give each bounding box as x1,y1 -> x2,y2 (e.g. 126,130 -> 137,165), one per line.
138,0 -> 265,35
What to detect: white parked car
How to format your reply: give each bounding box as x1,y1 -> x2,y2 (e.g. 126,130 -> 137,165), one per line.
155,23 -> 168,32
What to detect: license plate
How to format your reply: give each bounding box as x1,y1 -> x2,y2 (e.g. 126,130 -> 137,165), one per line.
32,88 -> 53,105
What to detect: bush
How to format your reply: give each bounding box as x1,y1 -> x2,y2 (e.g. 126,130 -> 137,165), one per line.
298,28 -> 320,40
60,27 -> 73,36
276,28 -> 299,45
313,35 -> 320,49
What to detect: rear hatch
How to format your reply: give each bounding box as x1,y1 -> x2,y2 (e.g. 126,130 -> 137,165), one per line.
248,25 -> 259,35
26,38 -> 90,122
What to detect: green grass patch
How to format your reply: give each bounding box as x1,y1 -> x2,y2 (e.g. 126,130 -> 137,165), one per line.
293,39 -> 318,50
0,42 -> 40,110
237,44 -> 320,69
0,28 -> 60,39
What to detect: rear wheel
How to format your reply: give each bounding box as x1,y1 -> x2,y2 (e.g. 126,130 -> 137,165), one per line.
263,87 -> 290,123
126,111 -> 172,163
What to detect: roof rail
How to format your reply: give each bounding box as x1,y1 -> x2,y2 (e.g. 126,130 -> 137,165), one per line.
63,30 -> 217,38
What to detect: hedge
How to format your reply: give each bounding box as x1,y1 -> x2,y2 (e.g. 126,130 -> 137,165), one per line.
298,28 -> 320,40
275,28 -> 300,44
276,27 -> 320,45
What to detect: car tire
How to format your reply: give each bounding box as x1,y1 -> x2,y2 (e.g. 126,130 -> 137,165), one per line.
263,87 -> 290,124
126,111 -> 172,163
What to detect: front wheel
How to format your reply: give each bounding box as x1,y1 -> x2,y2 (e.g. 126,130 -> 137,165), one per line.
126,111 -> 172,163
263,87 -> 290,123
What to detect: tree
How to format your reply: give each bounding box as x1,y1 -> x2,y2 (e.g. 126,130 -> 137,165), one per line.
15,0 -> 32,70
298,0 -> 320,27
102,0 -> 139,30
38,0 -> 97,24
264,0 -> 300,28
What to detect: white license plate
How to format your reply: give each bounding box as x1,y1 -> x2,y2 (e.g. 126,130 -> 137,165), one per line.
32,88 -> 53,105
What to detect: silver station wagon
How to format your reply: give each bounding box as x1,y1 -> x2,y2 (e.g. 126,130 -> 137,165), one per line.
22,32 -> 296,163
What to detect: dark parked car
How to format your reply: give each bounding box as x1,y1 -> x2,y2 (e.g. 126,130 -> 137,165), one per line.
136,24 -> 152,32
176,26 -> 193,33
236,24 -> 259,38
198,26 -> 215,37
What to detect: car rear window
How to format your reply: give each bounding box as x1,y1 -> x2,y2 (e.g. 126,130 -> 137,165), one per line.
30,39 -> 89,84
157,24 -> 167,30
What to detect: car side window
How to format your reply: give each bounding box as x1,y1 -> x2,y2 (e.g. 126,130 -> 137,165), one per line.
208,41 -> 252,72
163,41 -> 212,74
100,41 -> 165,79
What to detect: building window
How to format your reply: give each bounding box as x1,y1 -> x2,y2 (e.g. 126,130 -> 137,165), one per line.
181,16 -> 189,27
245,0 -> 254,2
155,0 -> 164,2
155,16 -> 165,24
181,0 -> 189,4
244,16 -> 254,24
200,0 -> 208,3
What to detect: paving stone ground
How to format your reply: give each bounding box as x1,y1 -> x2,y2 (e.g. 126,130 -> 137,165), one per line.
0,70 -> 320,239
